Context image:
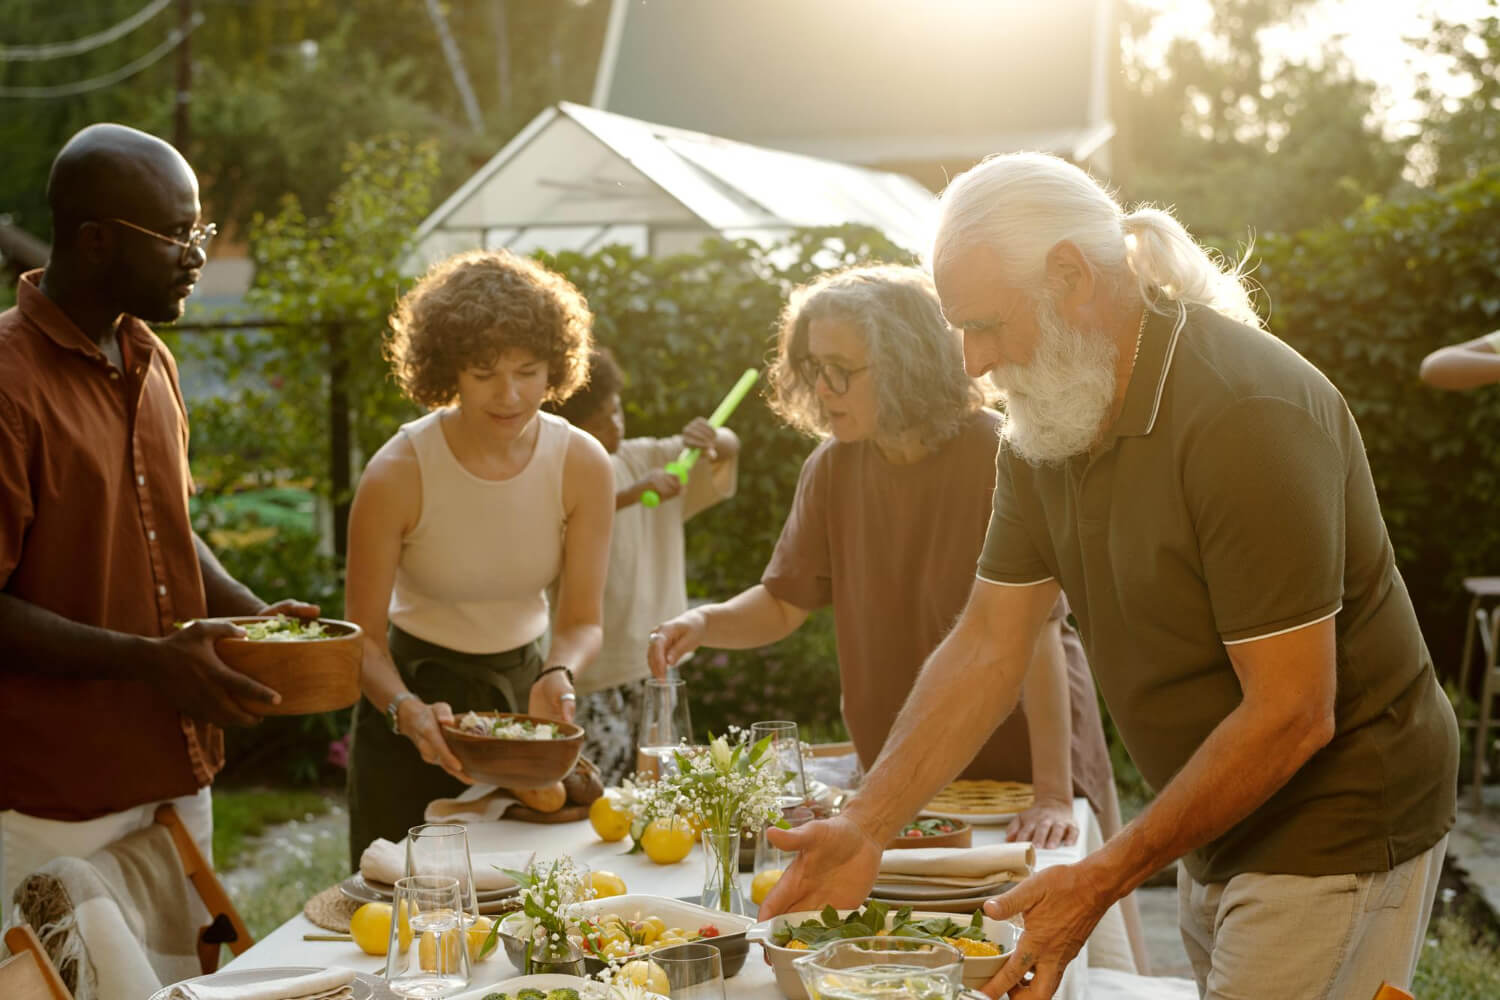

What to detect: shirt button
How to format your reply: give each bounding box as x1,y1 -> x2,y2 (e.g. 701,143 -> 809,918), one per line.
157,585 -> 166,596
148,529 -> 157,541
109,371 -> 120,380
137,475 -> 146,486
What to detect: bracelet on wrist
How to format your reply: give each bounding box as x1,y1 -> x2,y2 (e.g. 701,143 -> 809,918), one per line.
536,664 -> 574,686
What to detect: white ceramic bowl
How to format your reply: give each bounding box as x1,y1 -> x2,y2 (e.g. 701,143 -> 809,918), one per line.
499,894 -> 756,977
746,907 -> 1019,1000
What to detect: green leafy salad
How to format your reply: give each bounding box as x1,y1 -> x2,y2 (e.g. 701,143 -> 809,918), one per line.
771,901 -> 998,954
238,615 -> 329,640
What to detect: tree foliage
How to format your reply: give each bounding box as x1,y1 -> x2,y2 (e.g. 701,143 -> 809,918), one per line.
1253,163 -> 1500,678
1116,0 -> 1410,238
1412,3 -> 1500,187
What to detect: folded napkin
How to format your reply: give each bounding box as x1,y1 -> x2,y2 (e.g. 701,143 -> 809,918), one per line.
876,844 -> 1035,888
166,967 -> 355,1000
424,782 -> 521,825
359,837 -> 532,892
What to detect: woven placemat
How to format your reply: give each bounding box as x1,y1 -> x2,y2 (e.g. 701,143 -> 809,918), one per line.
304,883 -> 360,933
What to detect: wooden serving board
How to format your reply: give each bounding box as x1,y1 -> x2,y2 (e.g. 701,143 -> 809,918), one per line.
504,802 -> 590,824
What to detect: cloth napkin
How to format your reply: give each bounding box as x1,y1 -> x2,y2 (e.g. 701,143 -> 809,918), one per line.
165,967 -> 356,1000
875,844 -> 1035,888
424,782 -> 521,825
358,837 -> 533,892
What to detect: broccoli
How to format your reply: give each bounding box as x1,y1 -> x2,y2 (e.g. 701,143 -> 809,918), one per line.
546,989 -> 581,1000
517,989 -> 548,1000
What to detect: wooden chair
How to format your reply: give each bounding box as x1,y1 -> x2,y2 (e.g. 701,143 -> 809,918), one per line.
1,923 -> 72,1000
1465,590 -> 1500,810
153,804 -> 255,972
1372,981 -> 1415,1000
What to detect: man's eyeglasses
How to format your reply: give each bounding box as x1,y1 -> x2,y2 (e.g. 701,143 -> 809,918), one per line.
795,356 -> 870,395
102,218 -> 218,264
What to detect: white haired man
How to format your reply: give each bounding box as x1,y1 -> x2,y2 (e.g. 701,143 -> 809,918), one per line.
759,153 -> 1458,1000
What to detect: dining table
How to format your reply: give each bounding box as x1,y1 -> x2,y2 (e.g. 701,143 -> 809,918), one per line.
221,797 -> 1192,1000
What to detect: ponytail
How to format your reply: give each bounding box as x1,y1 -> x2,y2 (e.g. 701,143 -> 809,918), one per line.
1122,209 -> 1262,329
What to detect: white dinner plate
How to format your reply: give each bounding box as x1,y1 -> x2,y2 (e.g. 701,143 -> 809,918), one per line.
870,878 -> 1013,901
148,965 -> 388,1000
338,873 -> 519,913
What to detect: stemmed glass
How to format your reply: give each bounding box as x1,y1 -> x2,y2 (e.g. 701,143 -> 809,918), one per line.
385,875 -> 469,998
751,720 -> 808,808
405,823 -> 478,923
652,942 -> 727,1000
639,676 -> 694,778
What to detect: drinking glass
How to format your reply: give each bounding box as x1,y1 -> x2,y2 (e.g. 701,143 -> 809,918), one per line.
406,823 -> 478,922
750,720 -> 807,808
385,875 -> 470,998
651,942 -> 726,1000
638,676 -> 693,777
792,937 -> 965,1000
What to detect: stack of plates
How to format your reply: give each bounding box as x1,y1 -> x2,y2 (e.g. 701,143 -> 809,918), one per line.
868,877 -> 1015,914
149,966 -> 390,1000
338,873 -> 519,913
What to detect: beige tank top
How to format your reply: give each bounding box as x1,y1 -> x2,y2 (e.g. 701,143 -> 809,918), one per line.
389,408 -> 569,654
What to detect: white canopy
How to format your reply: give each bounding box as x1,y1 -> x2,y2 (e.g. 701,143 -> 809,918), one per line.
407,102 -> 937,271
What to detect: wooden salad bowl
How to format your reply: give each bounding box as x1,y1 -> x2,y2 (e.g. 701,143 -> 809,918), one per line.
441,711 -> 585,789
212,616 -> 363,716
886,815 -> 973,850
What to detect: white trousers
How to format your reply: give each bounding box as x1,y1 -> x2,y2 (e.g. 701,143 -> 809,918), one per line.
0,786 -> 214,926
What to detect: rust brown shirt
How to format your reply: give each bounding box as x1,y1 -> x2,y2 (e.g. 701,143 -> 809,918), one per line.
0,271 -> 221,821
761,408 -> 1113,818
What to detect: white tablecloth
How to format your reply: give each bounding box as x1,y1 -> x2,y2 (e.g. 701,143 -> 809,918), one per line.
223,798 -> 1188,999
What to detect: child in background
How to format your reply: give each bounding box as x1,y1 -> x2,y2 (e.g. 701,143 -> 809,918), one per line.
548,348 -> 740,782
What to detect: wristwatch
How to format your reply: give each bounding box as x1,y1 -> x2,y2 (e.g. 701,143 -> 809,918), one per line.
386,691 -> 418,734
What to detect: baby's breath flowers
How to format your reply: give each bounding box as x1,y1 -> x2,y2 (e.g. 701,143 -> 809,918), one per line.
481,857 -> 595,971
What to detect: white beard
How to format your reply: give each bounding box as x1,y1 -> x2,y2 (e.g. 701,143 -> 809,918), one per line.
988,295 -> 1119,466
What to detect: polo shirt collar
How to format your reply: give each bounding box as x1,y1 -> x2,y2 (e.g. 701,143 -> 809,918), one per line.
1107,301 -> 1187,441
16,268 -> 154,367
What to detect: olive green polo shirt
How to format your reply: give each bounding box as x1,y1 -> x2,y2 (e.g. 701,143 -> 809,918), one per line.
978,304 -> 1457,883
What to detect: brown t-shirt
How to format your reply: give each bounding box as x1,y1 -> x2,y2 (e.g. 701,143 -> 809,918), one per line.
0,271 -> 220,821
762,409 -> 1112,816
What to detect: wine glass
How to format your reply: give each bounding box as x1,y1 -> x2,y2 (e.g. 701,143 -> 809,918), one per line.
751,720 -> 808,808
638,676 -> 693,777
652,942 -> 726,1000
385,875 -> 469,998
405,823 -> 478,924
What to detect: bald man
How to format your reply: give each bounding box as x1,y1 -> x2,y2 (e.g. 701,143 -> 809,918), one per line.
0,124 -> 319,917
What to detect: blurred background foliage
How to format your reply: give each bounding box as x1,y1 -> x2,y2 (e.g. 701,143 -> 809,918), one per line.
5,0 -> 1500,792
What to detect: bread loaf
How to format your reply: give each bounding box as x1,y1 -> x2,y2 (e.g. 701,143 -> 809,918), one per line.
510,781 -> 567,813
563,756 -> 604,805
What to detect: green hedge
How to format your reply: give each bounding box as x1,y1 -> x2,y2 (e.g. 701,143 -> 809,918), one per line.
1253,164 -> 1500,685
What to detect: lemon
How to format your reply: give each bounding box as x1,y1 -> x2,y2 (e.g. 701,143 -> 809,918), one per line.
588,870 -> 628,898
750,868 -> 784,905
589,794 -> 633,842
418,926 -> 465,972
640,816 -> 695,864
466,915 -> 495,962
620,959 -> 670,995
349,901 -> 412,956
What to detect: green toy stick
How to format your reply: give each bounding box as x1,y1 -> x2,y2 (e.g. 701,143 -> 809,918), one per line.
642,368 -> 759,508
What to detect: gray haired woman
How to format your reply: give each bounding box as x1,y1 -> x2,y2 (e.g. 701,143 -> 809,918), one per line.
647,263 -> 1144,968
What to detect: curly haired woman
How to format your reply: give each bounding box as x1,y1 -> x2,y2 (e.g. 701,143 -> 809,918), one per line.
344,250 -> 613,859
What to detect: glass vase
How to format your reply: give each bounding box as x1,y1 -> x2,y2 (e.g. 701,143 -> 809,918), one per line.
700,828 -> 747,914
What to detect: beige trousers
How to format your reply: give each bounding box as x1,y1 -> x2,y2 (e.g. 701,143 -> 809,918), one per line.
1177,835 -> 1446,999
0,786 -> 214,926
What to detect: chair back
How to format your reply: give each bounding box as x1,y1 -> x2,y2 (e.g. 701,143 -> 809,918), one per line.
1,924 -> 72,1000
